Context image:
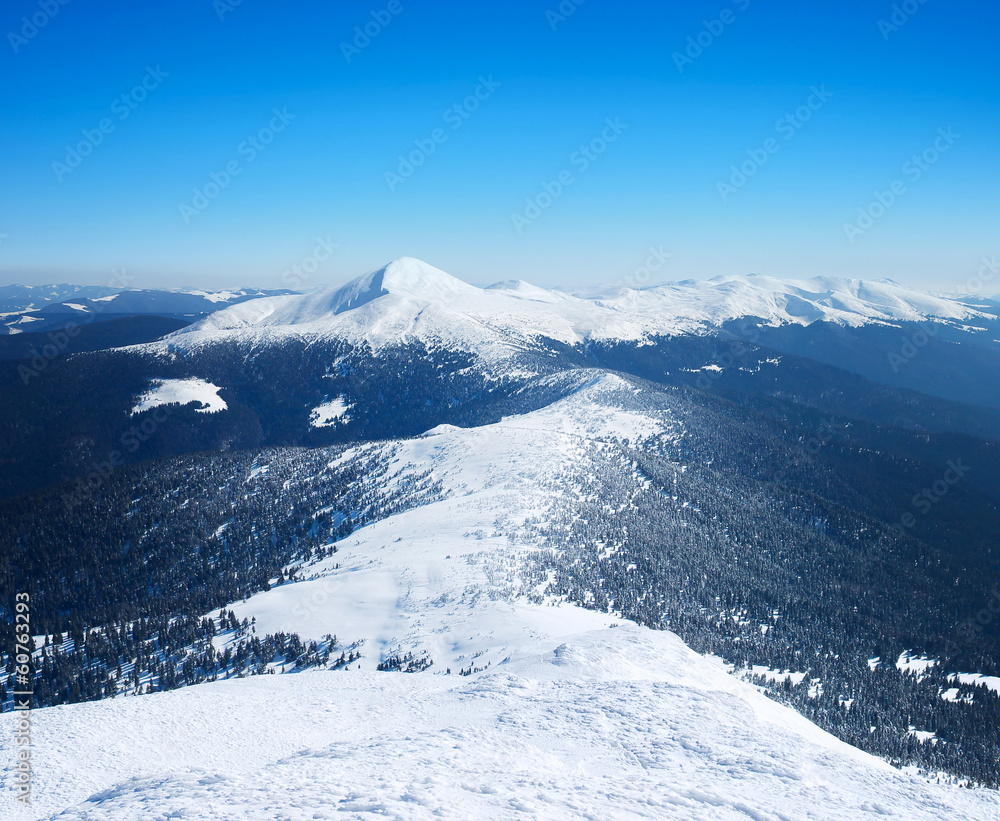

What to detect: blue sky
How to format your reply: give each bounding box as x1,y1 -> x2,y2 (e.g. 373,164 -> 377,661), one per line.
1,0 -> 997,292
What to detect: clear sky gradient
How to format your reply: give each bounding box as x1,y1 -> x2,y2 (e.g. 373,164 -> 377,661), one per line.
1,0 -> 997,292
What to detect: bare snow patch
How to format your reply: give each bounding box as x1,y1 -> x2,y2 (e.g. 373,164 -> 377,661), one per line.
948,672 -> 1000,696
940,688 -> 974,704
908,727 -> 939,745
896,651 -> 938,678
744,665 -> 808,686
309,397 -> 352,428
132,378 -> 227,416
185,289 -> 243,303
246,465 -> 270,482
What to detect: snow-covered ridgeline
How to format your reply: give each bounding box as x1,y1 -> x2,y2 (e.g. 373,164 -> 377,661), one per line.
156,257 -> 993,363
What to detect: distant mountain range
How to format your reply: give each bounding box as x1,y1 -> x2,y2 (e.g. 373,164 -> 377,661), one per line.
0,284 -> 297,337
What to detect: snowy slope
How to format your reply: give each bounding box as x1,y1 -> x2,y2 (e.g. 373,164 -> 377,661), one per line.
8,622 -> 999,821
161,257 -> 991,363
4,375 -> 999,819
221,372 -> 670,672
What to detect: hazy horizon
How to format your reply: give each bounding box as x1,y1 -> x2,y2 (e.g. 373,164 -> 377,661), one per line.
5,257 -> 1000,303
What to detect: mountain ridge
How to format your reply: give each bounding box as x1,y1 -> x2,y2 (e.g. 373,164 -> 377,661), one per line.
165,258 -> 994,361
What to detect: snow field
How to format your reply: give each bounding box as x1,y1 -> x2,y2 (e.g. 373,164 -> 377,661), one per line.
131,377 -> 227,416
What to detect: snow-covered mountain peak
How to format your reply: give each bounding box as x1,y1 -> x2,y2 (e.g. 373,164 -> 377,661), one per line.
161,261 -> 994,366
377,256 -> 479,300
327,257 -> 481,314
164,257 -> 593,358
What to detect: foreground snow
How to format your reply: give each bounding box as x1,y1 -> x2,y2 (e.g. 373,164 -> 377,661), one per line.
3,615 -> 997,820
4,374 -> 999,818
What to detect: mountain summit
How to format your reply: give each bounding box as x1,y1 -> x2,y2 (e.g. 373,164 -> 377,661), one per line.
172,258 -> 992,364
316,256 -> 482,317
357,256 -> 480,304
